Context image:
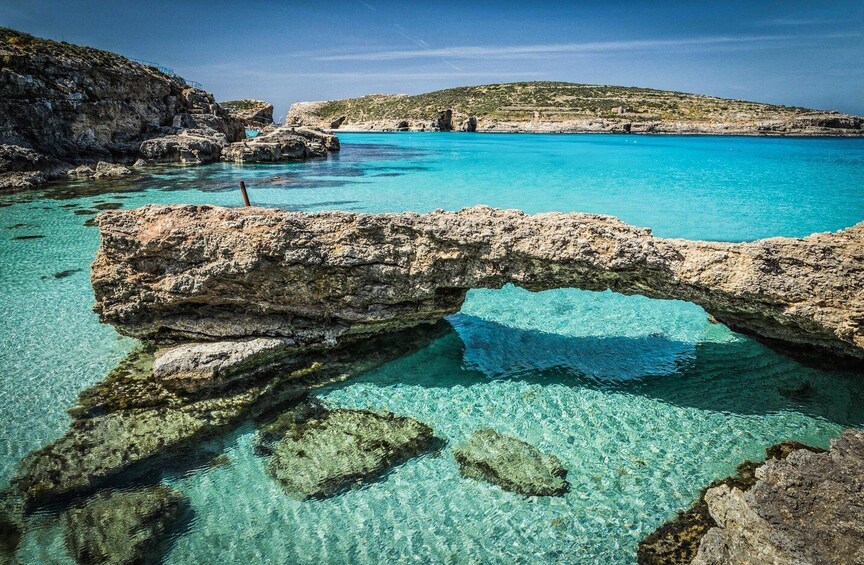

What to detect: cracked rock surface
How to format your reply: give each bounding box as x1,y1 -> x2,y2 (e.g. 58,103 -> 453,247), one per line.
93,205 -> 864,360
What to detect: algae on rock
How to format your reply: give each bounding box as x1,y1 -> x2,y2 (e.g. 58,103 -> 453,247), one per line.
454,429 -> 569,496
267,409 -> 437,499
63,486 -> 186,565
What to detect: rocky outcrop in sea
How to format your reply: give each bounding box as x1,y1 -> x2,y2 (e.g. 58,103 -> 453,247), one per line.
0,28 -> 339,190
640,431 -> 864,564
92,205 -> 864,364
454,429 -> 569,496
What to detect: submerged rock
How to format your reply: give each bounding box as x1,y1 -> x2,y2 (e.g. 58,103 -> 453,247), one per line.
93,206 -> 864,361
454,429 -> 568,496
63,486 -> 186,565
10,323 -> 449,507
0,505 -> 23,564
267,409 -> 437,499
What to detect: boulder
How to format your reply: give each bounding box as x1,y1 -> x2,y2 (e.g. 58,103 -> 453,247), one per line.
152,337 -> 295,392
92,161 -> 132,179
267,409 -> 437,499
463,116 -> 477,132
139,129 -> 227,164
454,429 -> 568,496
221,125 -> 339,163
222,141 -> 284,163
63,486 -> 186,565
329,115 -> 347,129
67,165 -> 95,176
132,158 -> 148,168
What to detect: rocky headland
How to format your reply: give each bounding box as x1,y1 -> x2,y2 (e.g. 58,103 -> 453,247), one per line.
287,82 -> 864,136
0,28 -> 338,191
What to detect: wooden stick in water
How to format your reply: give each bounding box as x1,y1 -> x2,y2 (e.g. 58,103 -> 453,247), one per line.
239,181 -> 251,207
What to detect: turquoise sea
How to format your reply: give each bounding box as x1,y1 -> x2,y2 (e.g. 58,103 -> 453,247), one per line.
2,133 -> 864,563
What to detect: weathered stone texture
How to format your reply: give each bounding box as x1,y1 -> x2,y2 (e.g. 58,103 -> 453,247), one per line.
93,205 -> 864,360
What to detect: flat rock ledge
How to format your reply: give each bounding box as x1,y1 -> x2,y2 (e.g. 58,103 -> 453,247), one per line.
639,432 -> 864,565
454,429 -> 568,496
266,409 -> 437,499
93,205 -> 864,362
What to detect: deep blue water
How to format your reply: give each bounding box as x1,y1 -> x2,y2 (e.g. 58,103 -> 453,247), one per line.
1,133 -> 863,564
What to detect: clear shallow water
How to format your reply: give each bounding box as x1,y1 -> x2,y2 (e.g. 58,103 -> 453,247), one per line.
2,133 -> 864,563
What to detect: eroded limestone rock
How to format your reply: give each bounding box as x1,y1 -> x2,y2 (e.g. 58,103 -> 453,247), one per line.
454,429 -> 568,496
152,337 -> 296,393
93,206 -> 864,360
266,409 -> 437,499
221,125 -> 339,163
63,486 -> 186,565
93,161 -> 132,179
9,323 -> 449,507
692,430 -> 864,565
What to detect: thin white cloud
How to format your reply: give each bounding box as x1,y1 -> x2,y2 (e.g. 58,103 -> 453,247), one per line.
315,33 -> 858,61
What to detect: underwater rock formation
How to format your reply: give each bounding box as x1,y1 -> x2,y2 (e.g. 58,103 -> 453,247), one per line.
63,486 -> 186,565
266,409 -> 437,499
93,205 -> 864,361
692,430 -> 864,565
8,323 -> 449,507
454,429 -> 568,496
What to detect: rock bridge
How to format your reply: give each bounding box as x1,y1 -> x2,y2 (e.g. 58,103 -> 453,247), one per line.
92,205 -> 864,386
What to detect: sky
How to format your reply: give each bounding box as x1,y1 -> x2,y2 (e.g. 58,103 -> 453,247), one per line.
2,0 -> 863,119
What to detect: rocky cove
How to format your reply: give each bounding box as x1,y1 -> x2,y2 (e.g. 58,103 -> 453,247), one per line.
0,28 -> 339,191
0,22 -> 863,565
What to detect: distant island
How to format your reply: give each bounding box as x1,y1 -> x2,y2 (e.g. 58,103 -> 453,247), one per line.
288,81 -> 864,136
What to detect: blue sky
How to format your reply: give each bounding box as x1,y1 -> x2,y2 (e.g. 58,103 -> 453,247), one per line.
2,1 -> 863,119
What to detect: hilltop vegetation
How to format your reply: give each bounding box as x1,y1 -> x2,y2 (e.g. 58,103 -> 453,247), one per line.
307,82 -> 816,122
289,81 -> 862,135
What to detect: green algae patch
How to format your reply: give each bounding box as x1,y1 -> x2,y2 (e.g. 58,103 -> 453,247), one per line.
454,429 -> 569,497
267,409 -> 437,499
63,486 -> 187,565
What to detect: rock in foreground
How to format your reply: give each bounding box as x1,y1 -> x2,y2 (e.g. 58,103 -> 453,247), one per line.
454,429 -> 568,496
93,205 -> 864,361
267,409 -> 436,499
692,430 -> 864,565
63,486 -> 186,565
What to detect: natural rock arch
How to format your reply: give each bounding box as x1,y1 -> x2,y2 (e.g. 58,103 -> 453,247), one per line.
93,205 -> 864,366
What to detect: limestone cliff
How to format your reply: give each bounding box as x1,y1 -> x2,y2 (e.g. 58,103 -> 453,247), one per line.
0,28 -> 339,190
92,205 -> 864,361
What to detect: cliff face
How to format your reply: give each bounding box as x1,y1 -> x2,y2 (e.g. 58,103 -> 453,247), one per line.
287,82 -> 864,135
92,205 -> 864,361
0,28 -> 241,161
0,28 -> 339,191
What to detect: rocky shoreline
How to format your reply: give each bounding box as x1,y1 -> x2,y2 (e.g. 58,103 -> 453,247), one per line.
0,28 -> 339,191
639,431 -> 864,564
287,82 -> 864,137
